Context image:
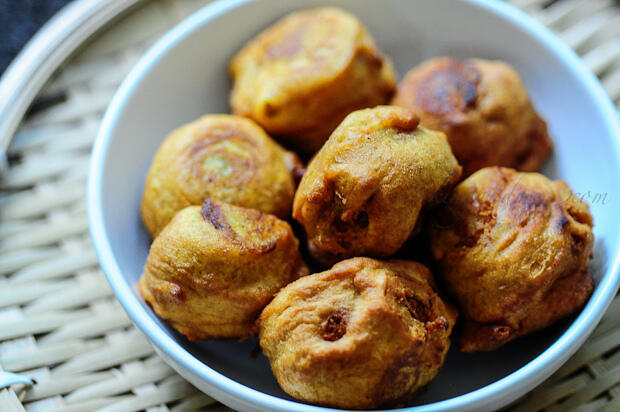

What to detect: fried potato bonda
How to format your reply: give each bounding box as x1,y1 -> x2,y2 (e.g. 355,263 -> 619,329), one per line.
293,106 -> 461,264
258,257 -> 457,409
141,114 -> 300,237
229,7 -> 396,153
139,197 -> 308,340
392,58 -> 552,176
428,167 -> 594,351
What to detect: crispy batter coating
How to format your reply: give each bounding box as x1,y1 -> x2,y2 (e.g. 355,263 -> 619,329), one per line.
293,106 -> 461,264
229,7 -> 396,154
428,167 -> 594,351
141,114 -> 301,237
392,58 -> 552,176
138,198 -> 308,340
258,257 -> 457,409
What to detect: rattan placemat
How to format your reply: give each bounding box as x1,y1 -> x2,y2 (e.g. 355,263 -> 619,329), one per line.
1,0 -> 619,411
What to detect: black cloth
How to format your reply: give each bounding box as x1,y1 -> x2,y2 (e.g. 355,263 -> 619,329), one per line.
0,0 -> 72,74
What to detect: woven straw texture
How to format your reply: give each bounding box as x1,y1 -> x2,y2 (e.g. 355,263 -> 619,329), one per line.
1,0 -> 619,411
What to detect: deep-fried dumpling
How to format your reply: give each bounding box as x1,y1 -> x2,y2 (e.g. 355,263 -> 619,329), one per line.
293,105 -> 461,265
139,197 -> 308,340
141,114 -> 300,237
259,257 -> 457,409
428,167 -> 594,351
230,7 -> 396,153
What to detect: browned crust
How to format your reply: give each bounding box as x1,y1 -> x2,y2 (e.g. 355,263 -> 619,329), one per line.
201,197 -> 230,231
321,309 -> 349,341
415,59 -> 481,115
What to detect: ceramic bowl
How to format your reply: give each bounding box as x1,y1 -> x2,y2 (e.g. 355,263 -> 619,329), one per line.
88,0 -> 620,410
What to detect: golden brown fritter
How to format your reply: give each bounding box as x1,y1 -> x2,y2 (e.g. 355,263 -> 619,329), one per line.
392,58 -> 552,176
139,197 -> 308,340
258,257 -> 457,409
141,114 -> 301,237
229,7 -> 396,154
428,167 -> 594,352
293,106 -> 461,265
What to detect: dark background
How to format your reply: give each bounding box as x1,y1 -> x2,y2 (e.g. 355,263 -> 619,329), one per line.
0,0 -> 72,74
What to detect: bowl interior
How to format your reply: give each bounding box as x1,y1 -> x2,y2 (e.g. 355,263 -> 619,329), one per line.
91,0 -> 620,410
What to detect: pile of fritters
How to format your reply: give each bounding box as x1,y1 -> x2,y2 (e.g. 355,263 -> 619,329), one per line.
137,7 -> 594,410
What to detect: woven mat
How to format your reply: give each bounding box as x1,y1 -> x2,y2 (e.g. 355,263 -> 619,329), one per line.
1,0 -> 619,411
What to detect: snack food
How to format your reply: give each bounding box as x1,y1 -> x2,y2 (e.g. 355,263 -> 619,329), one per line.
141,114 -> 300,237
392,58 -> 552,176
134,6 -> 598,406
258,257 -> 457,409
139,197 -> 308,340
293,105 -> 461,265
229,7 -> 396,153
428,167 -> 594,351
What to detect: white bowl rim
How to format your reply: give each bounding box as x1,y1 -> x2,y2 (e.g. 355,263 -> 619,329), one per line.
87,0 -> 620,410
